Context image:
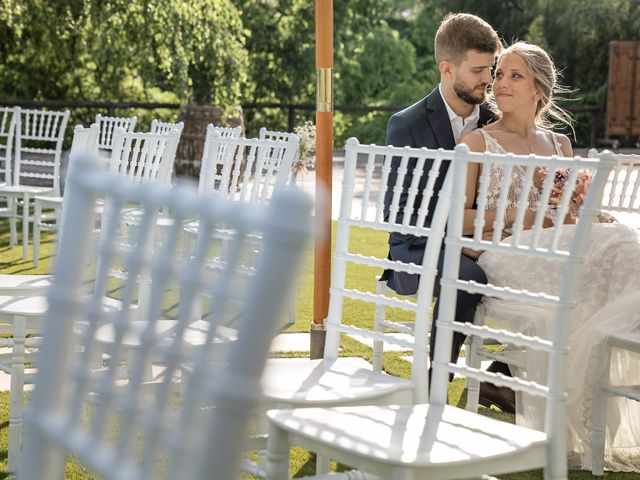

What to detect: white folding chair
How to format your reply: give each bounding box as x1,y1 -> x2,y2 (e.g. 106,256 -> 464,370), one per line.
150,119 -> 185,136
0,107 -> 69,258
19,152 -> 313,480
590,151 -> 640,475
0,126 -> 180,472
32,123 -> 100,267
95,113 -> 137,152
264,145 -> 617,480
254,138 -> 454,476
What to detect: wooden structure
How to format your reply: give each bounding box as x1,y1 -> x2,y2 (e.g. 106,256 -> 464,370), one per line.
606,41 -> 640,140
175,104 -> 243,177
312,0 -> 333,347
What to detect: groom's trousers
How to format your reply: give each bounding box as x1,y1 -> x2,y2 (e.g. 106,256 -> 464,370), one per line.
383,238 -> 487,366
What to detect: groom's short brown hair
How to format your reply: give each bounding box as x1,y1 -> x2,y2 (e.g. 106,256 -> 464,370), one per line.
434,13 -> 501,64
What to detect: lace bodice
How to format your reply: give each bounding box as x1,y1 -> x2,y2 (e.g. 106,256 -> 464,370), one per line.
477,129 -> 563,212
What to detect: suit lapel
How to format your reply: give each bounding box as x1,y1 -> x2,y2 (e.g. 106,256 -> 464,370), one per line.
425,87 -> 456,150
478,105 -> 496,128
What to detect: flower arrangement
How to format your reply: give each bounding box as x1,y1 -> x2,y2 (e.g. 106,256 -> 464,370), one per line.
292,121 -> 316,175
542,167 -> 593,222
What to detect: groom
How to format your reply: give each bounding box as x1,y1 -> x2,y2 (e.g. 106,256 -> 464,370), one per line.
381,13 -> 515,413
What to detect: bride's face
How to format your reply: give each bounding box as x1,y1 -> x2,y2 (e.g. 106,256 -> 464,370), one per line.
492,53 -> 539,115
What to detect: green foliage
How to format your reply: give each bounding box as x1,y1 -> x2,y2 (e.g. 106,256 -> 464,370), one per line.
0,0 -> 248,108
1,0 -> 639,146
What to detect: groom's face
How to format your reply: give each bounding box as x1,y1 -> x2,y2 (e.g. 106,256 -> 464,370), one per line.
451,50 -> 495,105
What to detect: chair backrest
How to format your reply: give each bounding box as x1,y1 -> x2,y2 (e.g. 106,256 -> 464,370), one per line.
431,145 -> 617,470
593,149 -> 640,215
108,127 -> 180,186
258,127 -> 299,144
0,106 -> 16,185
13,107 -> 69,193
198,128 -> 298,205
61,123 -> 100,190
69,123 -> 100,158
258,127 -> 301,184
95,114 -> 138,151
209,124 -> 242,139
20,154 -> 313,480
150,119 -> 185,136
322,137 -> 455,403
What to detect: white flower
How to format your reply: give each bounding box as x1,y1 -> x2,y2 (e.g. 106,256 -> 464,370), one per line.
292,121 -> 316,173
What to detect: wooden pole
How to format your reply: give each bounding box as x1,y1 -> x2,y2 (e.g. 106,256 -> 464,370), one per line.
310,0 -> 333,359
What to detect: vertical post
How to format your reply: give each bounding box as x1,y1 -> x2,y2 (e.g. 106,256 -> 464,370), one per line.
310,0 -> 333,359
591,110 -> 599,148
287,105 -> 296,133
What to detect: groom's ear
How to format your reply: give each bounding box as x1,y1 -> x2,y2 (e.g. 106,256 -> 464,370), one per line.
439,60 -> 452,78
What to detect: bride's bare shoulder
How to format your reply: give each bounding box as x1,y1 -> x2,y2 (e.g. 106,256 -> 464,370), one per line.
459,129 -> 486,152
544,129 -> 573,156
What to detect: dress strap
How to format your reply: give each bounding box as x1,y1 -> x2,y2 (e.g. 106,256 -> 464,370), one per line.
550,131 -> 564,156
477,129 -> 507,154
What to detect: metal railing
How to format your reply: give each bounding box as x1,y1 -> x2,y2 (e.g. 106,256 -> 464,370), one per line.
0,98 -> 603,146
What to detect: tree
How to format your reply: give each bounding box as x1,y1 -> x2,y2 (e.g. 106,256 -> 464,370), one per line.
0,0 -> 249,109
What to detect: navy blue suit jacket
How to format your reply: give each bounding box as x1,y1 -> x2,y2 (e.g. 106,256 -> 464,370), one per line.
382,86 -> 494,294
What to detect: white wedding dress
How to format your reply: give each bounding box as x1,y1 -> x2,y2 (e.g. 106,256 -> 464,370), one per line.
474,130 -> 640,472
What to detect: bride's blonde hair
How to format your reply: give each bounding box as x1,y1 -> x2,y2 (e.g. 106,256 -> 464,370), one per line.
492,41 -> 574,135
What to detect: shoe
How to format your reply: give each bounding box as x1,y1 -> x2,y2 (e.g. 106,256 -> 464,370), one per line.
479,382 -> 516,414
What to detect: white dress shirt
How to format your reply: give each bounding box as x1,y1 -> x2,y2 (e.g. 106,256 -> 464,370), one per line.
438,84 -> 480,143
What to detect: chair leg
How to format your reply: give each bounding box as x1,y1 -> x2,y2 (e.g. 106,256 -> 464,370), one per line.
9,197 -> 17,247
22,193 -> 30,259
8,315 -> 27,474
465,333 -> 483,411
266,422 -> 290,480
316,453 -> 331,475
372,281 -> 386,372
591,345 -> 612,476
33,200 -> 42,268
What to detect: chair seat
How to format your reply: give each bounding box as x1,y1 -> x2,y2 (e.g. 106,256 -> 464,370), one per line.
0,295 -> 49,317
0,186 -> 54,196
606,329 -> 640,353
34,195 -> 62,206
262,357 -> 412,406
0,275 -> 52,295
0,295 -> 126,317
94,319 -> 237,348
267,403 -> 548,478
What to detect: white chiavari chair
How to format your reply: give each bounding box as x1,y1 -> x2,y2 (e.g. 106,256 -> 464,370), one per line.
590,150 -> 640,475
19,153 -> 313,480
32,123 -> 100,267
254,137 -> 454,477
0,107 -> 69,258
264,145 -> 617,480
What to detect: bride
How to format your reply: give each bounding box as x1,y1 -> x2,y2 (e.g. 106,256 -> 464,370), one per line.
460,41 -> 640,472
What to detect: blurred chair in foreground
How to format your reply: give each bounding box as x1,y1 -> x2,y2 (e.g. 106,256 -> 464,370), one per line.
19,153 -> 313,480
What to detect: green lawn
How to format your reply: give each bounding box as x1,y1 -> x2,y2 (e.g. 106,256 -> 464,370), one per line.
0,220 -> 635,478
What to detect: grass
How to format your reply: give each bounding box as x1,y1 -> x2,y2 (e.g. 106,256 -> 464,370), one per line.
0,220 -> 636,478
